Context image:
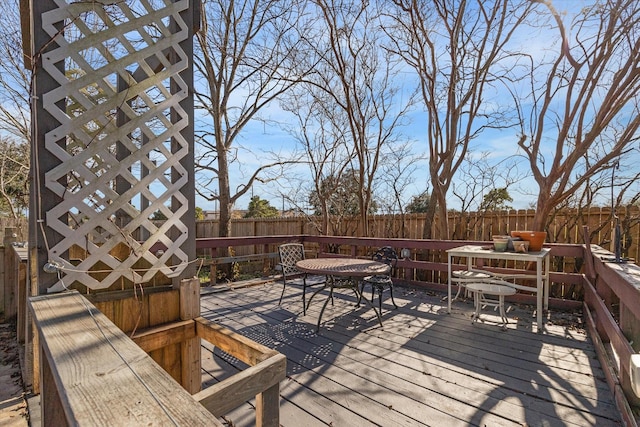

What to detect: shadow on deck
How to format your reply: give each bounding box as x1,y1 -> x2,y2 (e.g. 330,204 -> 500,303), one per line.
199,281 -> 621,427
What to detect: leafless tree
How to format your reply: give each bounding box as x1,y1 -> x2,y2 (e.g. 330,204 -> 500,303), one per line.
0,136 -> 29,218
385,0 -> 533,239
0,0 -> 30,220
0,0 -> 30,142
193,0 -> 310,237
450,151 -> 522,239
281,0 -> 416,237
376,141 -> 424,238
278,94 -> 358,235
521,0 -> 640,231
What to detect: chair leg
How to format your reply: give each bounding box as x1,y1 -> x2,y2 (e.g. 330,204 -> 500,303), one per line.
279,278 -> 287,305
378,287 -> 383,313
499,295 -> 508,328
389,284 -> 398,309
302,277 -> 307,316
453,282 -> 462,301
330,277 -> 335,306
307,284 -> 327,313
356,281 -> 364,307
471,291 -> 482,324
351,282 -> 360,301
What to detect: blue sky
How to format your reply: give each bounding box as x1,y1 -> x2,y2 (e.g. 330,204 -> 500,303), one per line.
191,0 -> 568,216
193,0 -> 635,215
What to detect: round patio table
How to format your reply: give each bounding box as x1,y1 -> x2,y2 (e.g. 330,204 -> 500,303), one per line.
296,258 -> 390,332
296,258 -> 390,277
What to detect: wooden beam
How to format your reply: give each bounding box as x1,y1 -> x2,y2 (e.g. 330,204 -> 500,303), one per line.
40,344 -> 65,426
19,0 -> 31,69
583,276 -> 633,366
179,278 -> 201,394
178,277 -> 200,320
194,353 -> 286,420
256,383 -> 281,427
195,317 -> 278,366
593,253 -> 640,324
131,319 -> 196,353
181,331 -> 201,395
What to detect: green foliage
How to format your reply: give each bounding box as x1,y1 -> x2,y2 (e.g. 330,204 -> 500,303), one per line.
244,196 -> 279,218
151,210 -> 168,220
406,191 -> 431,213
195,206 -> 205,220
151,207 -> 206,220
479,188 -> 513,211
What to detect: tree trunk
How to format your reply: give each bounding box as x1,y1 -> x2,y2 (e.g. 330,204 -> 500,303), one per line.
435,188 -> 449,240
422,186 -> 450,240
531,187 -> 553,232
422,192 -> 439,239
217,146 -> 232,238
216,143 -> 233,280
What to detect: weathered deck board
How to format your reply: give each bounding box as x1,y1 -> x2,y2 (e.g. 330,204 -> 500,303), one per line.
200,283 -> 622,426
204,302 -> 516,425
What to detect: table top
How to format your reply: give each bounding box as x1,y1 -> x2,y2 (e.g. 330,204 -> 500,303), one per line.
296,258 -> 390,277
447,244 -> 551,261
466,282 -> 517,296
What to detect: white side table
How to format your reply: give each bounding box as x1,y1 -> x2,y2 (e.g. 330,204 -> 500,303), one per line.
447,245 -> 551,332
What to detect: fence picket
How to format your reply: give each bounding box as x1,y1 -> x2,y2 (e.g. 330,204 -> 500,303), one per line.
197,207 -> 640,263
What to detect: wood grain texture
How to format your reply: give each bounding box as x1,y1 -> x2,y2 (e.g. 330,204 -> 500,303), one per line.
132,320 -> 196,353
195,353 -> 286,418
30,291 -> 221,426
195,317 -> 278,366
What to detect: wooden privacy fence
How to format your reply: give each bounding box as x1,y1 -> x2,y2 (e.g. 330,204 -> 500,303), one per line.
195,207 -> 640,263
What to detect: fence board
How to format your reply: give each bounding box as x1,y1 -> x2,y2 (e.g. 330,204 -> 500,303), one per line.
195,207 -> 640,263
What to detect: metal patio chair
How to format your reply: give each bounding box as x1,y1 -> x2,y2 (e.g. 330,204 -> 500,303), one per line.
359,246 -> 398,312
277,243 -> 326,315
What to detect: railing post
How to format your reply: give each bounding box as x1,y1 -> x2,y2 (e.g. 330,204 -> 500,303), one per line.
256,383 -> 280,427
210,248 -> 218,284
179,278 -> 201,394
262,243 -> 270,275
3,227 -> 17,319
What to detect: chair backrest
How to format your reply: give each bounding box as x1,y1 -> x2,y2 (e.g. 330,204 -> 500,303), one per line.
372,246 -> 398,270
278,243 -> 305,276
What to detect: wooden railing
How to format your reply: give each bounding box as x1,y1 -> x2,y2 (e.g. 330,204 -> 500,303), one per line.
29,282 -> 286,427
581,242 -> 640,426
1,231 -> 31,389
196,235 -> 585,304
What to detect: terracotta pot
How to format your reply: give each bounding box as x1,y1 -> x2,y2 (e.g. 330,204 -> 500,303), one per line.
518,231 -> 547,251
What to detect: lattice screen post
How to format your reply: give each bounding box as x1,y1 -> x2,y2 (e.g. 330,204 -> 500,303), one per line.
29,0 -> 62,295
29,0 -> 199,295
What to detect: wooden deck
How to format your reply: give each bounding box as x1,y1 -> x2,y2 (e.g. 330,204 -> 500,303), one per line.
199,282 -> 622,426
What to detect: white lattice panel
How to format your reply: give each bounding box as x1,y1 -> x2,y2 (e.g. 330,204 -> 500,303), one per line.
39,0 -> 192,291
